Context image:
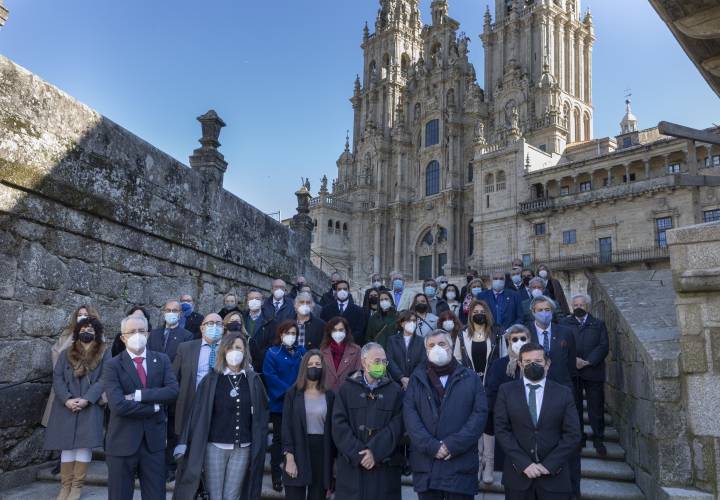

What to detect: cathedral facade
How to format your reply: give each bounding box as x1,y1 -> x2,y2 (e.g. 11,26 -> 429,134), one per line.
308,0 -> 720,286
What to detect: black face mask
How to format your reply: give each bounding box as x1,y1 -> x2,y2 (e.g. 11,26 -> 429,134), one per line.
472,313 -> 487,325
524,363 -> 545,382
522,276 -> 531,286
79,331 -> 95,344
369,296 -> 379,305
306,367 -> 323,382
573,308 -> 587,318
415,303 -> 429,314
466,276 -> 474,284
227,321 -> 243,332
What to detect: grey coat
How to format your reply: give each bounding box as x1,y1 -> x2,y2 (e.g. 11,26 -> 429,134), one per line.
43,346 -> 111,450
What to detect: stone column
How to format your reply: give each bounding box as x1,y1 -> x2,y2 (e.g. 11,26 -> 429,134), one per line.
373,214 -> 381,273
393,208 -> 402,273
566,26 -> 575,96
577,33 -> 585,101
290,186 -> 314,258
644,159 -> 651,179
556,18 -> 565,89
607,168 -> 612,186
189,110 -> 228,207
547,15 -> 555,76
585,39 -> 593,104
687,140 -> 698,175
624,164 -> 630,183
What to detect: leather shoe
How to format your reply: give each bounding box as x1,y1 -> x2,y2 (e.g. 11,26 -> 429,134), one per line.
594,440 -> 607,457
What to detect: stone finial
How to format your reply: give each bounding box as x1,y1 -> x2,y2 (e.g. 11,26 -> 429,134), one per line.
0,0 -> 9,28
484,5 -> 492,26
294,185 -> 311,216
363,22 -> 369,42
197,110 -> 226,149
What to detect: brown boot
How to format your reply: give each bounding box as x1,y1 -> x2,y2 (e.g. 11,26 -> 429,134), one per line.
66,461 -> 89,500
56,462 -> 74,500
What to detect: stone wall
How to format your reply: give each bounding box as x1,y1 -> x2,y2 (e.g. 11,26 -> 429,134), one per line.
0,55 -> 326,479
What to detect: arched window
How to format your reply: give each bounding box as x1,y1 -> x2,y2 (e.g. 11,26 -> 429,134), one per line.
573,108 -> 581,143
401,54 -> 410,78
335,221 -> 340,230
496,170 -> 506,191
583,112 -> 591,141
425,119 -> 440,147
426,161 -> 440,196
327,219 -> 333,232
342,223 -> 348,232
484,173 -> 495,194
382,53 -> 391,79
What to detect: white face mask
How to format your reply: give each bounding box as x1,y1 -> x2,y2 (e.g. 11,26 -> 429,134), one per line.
336,290 -> 349,301
226,350 -> 244,367
539,270 -> 549,279
511,340 -> 527,355
372,281 -> 382,289
126,333 -> 147,352
282,334 -> 297,347
331,330 -> 346,344
379,299 -> 392,311
273,289 -> 285,300
403,321 -> 416,334
248,299 -> 262,311
439,282 -> 448,290
531,288 -> 544,298
297,304 -> 311,316
442,320 -> 455,331
445,291 -> 456,301
77,315 -> 88,322
428,345 -> 451,366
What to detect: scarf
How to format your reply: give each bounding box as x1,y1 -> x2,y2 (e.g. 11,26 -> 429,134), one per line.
426,358 -> 459,402
329,340 -> 346,370
506,352 -> 521,378
462,293 -> 473,315
67,341 -> 106,378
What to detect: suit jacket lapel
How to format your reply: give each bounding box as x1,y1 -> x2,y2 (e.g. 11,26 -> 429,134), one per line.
535,381 -> 551,428
190,341 -> 202,385
518,380 -> 537,428
297,391 -> 307,435
146,351 -> 159,388
121,351 -> 143,389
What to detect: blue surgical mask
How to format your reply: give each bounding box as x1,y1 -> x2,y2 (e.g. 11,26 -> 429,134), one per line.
181,302 -> 193,315
205,324 -> 223,341
424,286 -> 436,297
492,279 -> 505,292
165,312 -> 179,325
511,274 -> 522,285
471,287 -> 483,298
534,310 -> 553,327
393,279 -> 403,290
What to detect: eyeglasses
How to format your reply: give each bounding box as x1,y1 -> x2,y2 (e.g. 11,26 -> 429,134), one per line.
510,336 -> 528,343
125,329 -> 148,335
369,359 -> 388,366
164,308 -> 181,313
203,321 -> 223,327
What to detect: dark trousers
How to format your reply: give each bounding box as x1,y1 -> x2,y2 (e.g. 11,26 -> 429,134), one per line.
106,437 -> 165,500
285,435 -> 325,500
419,491 -> 473,500
270,412 -> 283,483
505,484 -> 573,500
575,377 -> 605,441
165,411 -> 177,472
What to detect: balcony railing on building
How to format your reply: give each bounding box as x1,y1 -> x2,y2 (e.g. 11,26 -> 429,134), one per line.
309,195 -> 352,212
477,246 -> 670,277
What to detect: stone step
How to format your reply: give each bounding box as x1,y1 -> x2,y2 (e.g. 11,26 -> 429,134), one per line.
585,424 -> 619,442
477,473 -> 644,499
581,441 -> 626,461
583,411 -> 613,426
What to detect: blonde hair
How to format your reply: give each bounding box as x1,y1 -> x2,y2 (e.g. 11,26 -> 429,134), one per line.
466,299 -> 494,340
223,310 -> 248,336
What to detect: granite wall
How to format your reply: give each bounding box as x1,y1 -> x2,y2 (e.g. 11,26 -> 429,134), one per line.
0,55 -> 326,480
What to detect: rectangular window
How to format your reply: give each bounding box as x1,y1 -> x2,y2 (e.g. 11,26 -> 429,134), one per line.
603,177 -> 609,187
622,137 -> 632,148
667,163 -> 681,174
437,253 -> 447,275
656,216 -> 673,248
467,162 -> 473,182
522,254 -> 532,268
703,209 -> 720,223
425,119 -> 439,147
534,222 -> 546,236
714,155 -> 720,167
563,229 -> 577,244
418,256 -> 433,281
599,237 -> 612,264
579,181 -> 591,192
560,186 -> 570,196
425,161 -> 440,196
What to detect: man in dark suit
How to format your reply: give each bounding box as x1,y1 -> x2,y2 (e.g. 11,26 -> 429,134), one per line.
103,315 -> 179,500
320,272 -> 342,307
561,293 -> 609,456
508,267 -> 532,303
480,270 -> 523,331
147,300 -> 193,482
321,280 -> 367,345
172,313 -> 225,438
179,293 -> 204,338
495,342 -> 582,500
261,278 -> 296,336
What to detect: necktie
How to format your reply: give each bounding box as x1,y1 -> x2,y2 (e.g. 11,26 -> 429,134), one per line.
208,343 -> 217,371
133,357 -> 147,387
274,301 -> 280,312
542,331 -> 550,353
527,384 -> 541,425
163,328 -> 170,351
339,303 -> 345,314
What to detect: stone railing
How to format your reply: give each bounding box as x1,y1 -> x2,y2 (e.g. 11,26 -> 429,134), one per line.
519,197 -> 554,214
309,194 -> 352,212
477,246 -> 669,277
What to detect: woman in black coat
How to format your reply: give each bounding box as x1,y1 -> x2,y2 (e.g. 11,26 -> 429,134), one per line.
173,332 -> 269,500
282,349 -> 336,500
386,310 -> 426,390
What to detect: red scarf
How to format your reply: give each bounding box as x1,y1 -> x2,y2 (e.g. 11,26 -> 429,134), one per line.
329,340 -> 346,370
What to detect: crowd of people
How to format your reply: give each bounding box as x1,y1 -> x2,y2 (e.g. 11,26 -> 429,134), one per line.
42,261 -> 609,500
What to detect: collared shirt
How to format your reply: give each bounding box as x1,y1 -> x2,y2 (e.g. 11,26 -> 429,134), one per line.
337,300 -> 348,313
128,349 -> 159,412
523,376 -> 546,419
363,372 -> 379,390
576,315 -> 588,327
297,320 -> 306,347
249,310 -> 262,321
534,323 -> 553,350
393,290 -> 403,308
197,340 -> 219,387
273,299 -> 284,311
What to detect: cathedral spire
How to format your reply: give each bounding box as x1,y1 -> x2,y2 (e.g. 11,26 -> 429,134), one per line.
620,97 -> 638,134
431,0 -> 449,26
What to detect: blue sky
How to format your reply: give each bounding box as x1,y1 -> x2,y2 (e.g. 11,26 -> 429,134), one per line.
2,0 -> 718,218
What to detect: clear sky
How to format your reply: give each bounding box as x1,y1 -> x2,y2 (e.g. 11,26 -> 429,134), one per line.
2,0 -> 718,219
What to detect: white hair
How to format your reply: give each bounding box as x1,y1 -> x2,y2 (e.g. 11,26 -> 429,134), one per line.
424,329 -> 453,348
529,277 -> 545,288
296,291 -> 314,304
360,342 -> 384,360
571,293 -> 592,307
121,315 -> 148,334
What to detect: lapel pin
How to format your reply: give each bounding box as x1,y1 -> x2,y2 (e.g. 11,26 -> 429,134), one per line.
153,358 -> 157,363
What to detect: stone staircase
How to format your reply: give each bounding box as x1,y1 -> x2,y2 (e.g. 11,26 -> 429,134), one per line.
1,407 -> 645,499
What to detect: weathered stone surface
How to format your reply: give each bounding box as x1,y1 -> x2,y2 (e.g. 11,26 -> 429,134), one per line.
17,242 -> 67,291
680,336 -> 708,373
0,253 -> 17,298
21,304 -> 67,338
686,374 -> 720,437
0,300 -> 22,338
0,383 -> 50,428
0,340 -> 52,383
1,428 -> 50,471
